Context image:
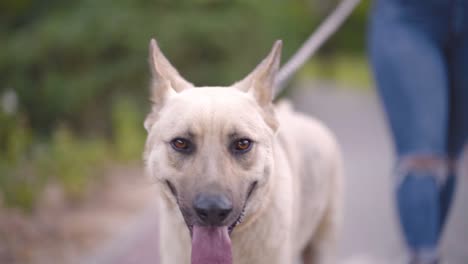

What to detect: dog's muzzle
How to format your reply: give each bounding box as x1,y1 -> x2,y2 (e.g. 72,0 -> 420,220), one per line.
165,180 -> 258,236
193,193 -> 233,226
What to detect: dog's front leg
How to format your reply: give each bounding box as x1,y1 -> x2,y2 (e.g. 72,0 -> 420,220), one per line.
234,246 -> 293,264
258,241 -> 294,264
232,227 -> 294,264
271,245 -> 294,264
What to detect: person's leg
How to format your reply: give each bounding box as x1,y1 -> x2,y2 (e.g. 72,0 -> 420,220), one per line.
394,159 -> 448,263
438,171 -> 455,235
368,1 -> 451,262
442,3 -> 468,237
369,1 -> 450,157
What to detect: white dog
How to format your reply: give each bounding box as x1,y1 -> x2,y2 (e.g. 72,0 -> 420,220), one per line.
144,39 -> 343,264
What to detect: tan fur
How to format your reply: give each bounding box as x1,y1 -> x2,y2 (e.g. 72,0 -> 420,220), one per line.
144,39 -> 343,264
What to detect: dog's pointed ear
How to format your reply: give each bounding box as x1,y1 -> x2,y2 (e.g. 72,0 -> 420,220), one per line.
148,39 -> 193,104
234,40 -> 282,106
145,39 -> 193,132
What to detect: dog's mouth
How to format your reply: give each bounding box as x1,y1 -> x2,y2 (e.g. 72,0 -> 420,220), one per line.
229,180 -> 257,233
190,181 -> 257,264
165,180 -> 257,264
185,180 -> 257,236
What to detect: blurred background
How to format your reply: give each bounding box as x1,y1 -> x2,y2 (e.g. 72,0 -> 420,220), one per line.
2,0 -> 466,263
0,0 -> 369,215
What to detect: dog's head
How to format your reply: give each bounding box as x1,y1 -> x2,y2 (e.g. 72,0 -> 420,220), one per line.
144,39 -> 281,249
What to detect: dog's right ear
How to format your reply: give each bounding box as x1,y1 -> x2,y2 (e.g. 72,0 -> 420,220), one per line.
145,39 -> 193,132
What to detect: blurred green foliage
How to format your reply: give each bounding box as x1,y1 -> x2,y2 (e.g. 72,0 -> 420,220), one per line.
0,0 -> 369,211
37,126 -> 109,201
300,54 -> 372,88
111,97 -> 145,161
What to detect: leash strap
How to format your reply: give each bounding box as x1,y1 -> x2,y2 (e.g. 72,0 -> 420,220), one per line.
274,0 -> 362,97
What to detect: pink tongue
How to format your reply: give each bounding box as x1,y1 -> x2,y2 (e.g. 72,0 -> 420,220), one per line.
191,226 -> 232,264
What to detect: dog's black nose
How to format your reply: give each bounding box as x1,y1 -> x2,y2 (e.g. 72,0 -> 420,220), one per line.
193,193 -> 233,226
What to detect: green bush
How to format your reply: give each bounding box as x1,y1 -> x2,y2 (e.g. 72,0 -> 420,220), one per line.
0,163 -> 41,212
0,121 -> 111,210
36,125 -> 109,202
111,97 -> 145,161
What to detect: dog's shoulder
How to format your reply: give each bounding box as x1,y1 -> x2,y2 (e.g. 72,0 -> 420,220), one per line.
275,101 -> 337,149
274,101 -> 341,172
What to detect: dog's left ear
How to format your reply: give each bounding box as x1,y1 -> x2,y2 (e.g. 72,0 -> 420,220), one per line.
234,40 -> 282,107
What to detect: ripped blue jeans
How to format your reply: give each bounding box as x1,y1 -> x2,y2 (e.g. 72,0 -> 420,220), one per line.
368,0 -> 468,260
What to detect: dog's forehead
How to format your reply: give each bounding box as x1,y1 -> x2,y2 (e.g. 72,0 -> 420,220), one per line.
158,87 -> 266,137
178,87 -> 250,102
169,87 -> 256,112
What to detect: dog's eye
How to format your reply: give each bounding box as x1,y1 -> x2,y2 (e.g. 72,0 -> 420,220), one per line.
232,138 -> 253,154
170,138 -> 193,153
